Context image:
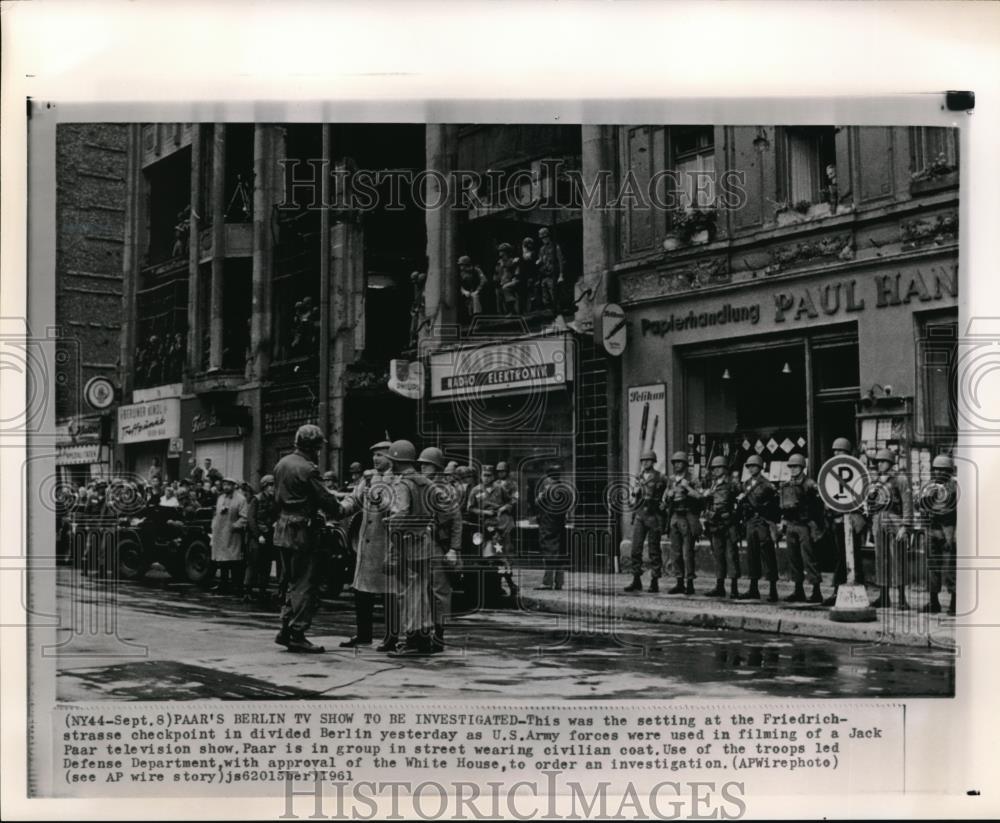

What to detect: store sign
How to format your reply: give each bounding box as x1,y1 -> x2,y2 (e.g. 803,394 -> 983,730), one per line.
388,359 -> 425,400
628,384 -> 667,476
429,337 -> 572,400
599,303 -> 628,356
117,398 -> 180,444
56,443 -> 101,465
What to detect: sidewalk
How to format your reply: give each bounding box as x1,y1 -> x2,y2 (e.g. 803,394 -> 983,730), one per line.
514,569 -> 956,649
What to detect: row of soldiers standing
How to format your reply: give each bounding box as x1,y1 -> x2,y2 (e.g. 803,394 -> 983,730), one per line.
626,441 -> 957,613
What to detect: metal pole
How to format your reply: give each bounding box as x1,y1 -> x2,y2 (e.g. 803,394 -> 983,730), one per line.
844,516 -> 855,585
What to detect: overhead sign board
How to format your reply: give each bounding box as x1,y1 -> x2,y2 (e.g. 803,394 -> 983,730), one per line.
117,398 -> 181,445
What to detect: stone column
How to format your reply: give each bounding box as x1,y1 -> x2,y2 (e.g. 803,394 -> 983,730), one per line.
209,125 -> 226,369
119,125 -> 143,398
578,125 -> 616,333
186,124 -> 202,377
251,124 -> 276,381
422,124 -> 460,342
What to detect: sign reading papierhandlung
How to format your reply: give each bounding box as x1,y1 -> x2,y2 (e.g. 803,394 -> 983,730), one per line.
117,398 -> 181,444
429,336 -> 573,400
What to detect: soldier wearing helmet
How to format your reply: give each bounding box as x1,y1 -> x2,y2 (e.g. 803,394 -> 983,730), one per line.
417,447 -> 461,650
536,461 -> 569,590
244,474 -> 278,605
738,453 -> 780,601
338,439 -> 400,651
624,450 -> 668,594
322,470 -> 339,492
823,437 -> 868,606
271,424 -> 343,653
467,464 -> 518,598
920,454 -> 957,614
495,461 -> 519,520
346,462 -> 364,494
866,448 -> 913,610
703,455 -> 742,599
779,453 -> 827,603
661,451 -> 703,596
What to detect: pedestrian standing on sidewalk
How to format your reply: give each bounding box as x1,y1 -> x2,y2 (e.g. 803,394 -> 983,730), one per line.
244,474 -> 277,605
418,447 -> 461,652
536,461 -> 569,590
920,454 -> 957,615
866,449 -> 913,610
737,454 -> 780,602
338,441 -> 400,651
661,451 -> 703,596
703,456 -> 742,599
822,437 -> 868,606
272,424 -> 343,654
211,478 -> 248,595
779,454 -> 826,604
624,450 -> 667,593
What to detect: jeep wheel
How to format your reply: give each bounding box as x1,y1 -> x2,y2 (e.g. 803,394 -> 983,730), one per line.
184,540 -> 215,587
117,538 -> 148,581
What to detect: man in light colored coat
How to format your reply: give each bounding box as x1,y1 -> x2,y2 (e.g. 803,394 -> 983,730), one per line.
211,477 -> 247,594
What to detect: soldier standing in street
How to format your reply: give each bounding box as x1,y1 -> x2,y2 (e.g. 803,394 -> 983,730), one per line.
346,462 -> 364,494
211,478 -> 248,595
244,474 -> 277,605
738,454 -> 780,602
418,447 -> 462,652
823,437 -> 868,606
920,454 -> 957,615
624,450 -> 667,593
779,453 -> 826,604
468,464 -> 518,598
272,425 -> 343,653
384,440 -> 437,657
535,461 -> 569,590
867,448 -> 913,610
338,440 -> 399,650
662,451 -> 702,596
703,455 -> 742,599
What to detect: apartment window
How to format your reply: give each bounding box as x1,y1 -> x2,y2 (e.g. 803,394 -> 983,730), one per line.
672,127 -> 715,209
910,127 -> 958,176
918,314 -> 957,437
782,126 -> 836,206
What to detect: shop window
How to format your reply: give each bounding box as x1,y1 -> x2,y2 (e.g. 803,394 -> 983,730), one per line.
672,126 -> 715,210
224,124 -> 254,222
221,261 -> 252,371
144,147 -> 192,266
909,127 -> 958,179
812,340 -> 860,391
780,126 -> 836,207
918,314 -> 957,437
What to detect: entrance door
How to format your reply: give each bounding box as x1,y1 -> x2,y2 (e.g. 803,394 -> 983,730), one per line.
194,439 -> 245,482
810,335 -> 861,464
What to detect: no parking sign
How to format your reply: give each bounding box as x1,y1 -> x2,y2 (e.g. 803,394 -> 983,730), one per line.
817,455 -> 869,513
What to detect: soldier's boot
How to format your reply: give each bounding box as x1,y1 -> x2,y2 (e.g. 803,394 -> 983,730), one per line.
707,579 -> 727,597
920,593 -> 942,614
784,584 -> 807,603
647,576 -> 660,593
767,581 -> 779,602
376,635 -> 399,653
667,577 -> 686,595
740,580 -> 761,600
624,575 -> 643,593
729,579 -> 741,600
684,579 -> 695,596
896,586 -> 910,611
947,590 -> 957,616
275,627 -> 292,647
808,583 -> 824,604
870,586 -> 890,609
287,631 -> 325,654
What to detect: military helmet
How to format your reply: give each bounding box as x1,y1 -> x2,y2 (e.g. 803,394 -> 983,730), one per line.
457,255 -> 472,266
444,461 -> 459,475
710,455 -> 727,468
260,474 -> 275,487
498,242 -> 513,254
322,470 -> 337,481
787,454 -> 807,468
481,464 -> 495,475
932,454 -> 954,470
459,465 -> 476,479
388,439 -> 417,463
496,461 -> 509,472
670,451 -> 689,463
832,437 -> 852,452
349,461 -> 363,474
295,423 -> 325,450
875,449 -> 895,463
417,447 -> 446,470
640,450 -> 657,462
745,454 -> 763,468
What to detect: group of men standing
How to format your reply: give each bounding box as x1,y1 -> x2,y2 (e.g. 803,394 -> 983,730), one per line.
626,441 -> 957,614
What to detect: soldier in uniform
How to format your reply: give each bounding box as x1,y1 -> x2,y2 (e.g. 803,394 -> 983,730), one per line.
417,447 -> 462,652
779,453 -> 826,604
322,470 -> 339,492
535,461 -> 568,590
920,454 -> 957,615
624,450 -> 667,593
867,448 -> 913,610
346,462 -> 364,494
661,451 -> 702,596
338,441 -> 400,650
244,474 -> 277,604
823,437 -> 868,606
703,455 -> 742,599
272,425 -> 343,653
467,464 -> 517,597
737,454 -> 780,601
495,461 -> 518,520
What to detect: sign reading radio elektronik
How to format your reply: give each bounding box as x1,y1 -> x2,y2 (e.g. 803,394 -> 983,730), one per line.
428,337 -> 573,401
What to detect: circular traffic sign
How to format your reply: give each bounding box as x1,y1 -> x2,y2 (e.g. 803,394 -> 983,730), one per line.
83,376 -> 116,410
601,303 -> 627,357
817,455 -> 869,513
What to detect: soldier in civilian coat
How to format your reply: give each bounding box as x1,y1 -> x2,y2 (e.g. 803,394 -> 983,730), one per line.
338,440 -> 400,651
211,478 -> 248,594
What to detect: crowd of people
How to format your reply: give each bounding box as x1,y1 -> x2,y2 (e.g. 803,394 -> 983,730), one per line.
625,439 -> 958,615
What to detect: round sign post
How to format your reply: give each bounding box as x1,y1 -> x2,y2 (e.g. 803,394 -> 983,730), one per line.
599,303 -> 627,357
817,455 -> 876,623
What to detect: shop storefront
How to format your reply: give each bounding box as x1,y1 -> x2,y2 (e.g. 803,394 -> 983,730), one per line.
56,417 -> 110,486
117,396 -> 181,482
620,258 -> 958,489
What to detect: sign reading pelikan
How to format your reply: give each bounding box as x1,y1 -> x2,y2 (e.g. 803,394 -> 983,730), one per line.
429,337 -> 572,400
117,398 -> 181,444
